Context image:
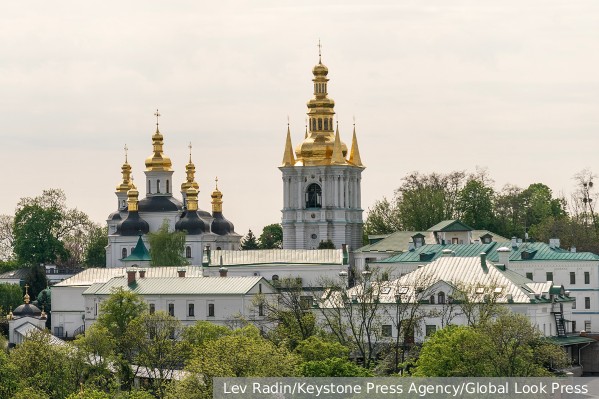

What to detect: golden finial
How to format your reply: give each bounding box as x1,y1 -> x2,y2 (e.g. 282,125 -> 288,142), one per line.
124,144 -> 128,163
349,118 -> 364,167
127,176 -> 140,212
211,177 -> 223,213
24,284 -> 30,304
7,311 -> 13,320
154,109 -> 161,129
215,176 -> 219,190
188,142 -> 193,163
305,118 -> 308,139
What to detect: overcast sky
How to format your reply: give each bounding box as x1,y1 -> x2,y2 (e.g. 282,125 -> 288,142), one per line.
2,1 -> 598,235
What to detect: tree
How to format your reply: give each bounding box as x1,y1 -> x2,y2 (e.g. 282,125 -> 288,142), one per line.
317,240 -> 336,249
300,357 -> 373,377
294,336 -> 349,362
0,343 -> 19,398
0,283 -> 23,315
129,312 -> 187,399
73,324 -> 119,394
456,178 -> 494,229
181,321 -> 231,358
25,265 -> 49,302
84,226 -> 108,267
364,197 -> 401,235
0,214 -> 14,261
240,229 -> 259,250
148,220 -> 187,266
13,204 -> 69,265
258,223 -> 283,249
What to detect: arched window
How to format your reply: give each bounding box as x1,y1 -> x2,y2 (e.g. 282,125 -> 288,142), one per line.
305,183 -> 322,208
121,248 -> 127,259
312,119 -> 316,131
186,246 -> 192,258
148,180 -> 151,194
216,246 -> 222,250
318,118 -> 322,130
166,180 -> 170,194
324,118 -> 329,130
157,179 -> 161,193
438,292 -> 445,304
430,295 -> 435,304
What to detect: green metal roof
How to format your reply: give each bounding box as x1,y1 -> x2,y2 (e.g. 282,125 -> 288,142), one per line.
375,241 -> 599,264
427,220 -> 474,232
123,236 -> 151,262
546,335 -> 596,346
83,276 -> 268,296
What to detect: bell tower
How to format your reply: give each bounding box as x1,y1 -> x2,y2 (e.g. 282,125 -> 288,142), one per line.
279,46 -> 364,250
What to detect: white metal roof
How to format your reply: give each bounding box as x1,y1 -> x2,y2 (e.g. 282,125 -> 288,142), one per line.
54,266 -> 204,287
208,249 -> 343,266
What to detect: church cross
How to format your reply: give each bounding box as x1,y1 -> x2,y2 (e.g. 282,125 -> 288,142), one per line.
317,39 -> 322,62
215,176 -> 219,190
154,109 -> 161,127
124,144 -> 128,162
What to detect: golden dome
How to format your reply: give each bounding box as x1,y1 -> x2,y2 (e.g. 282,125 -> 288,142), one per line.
186,185 -> 199,211
116,146 -> 133,193
312,61 -> 329,76
127,181 -> 140,212
145,110 -> 173,172
181,143 -> 200,192
211,178 -> 223,213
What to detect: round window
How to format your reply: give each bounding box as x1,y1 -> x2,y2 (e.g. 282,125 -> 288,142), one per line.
311,234 -> 317,239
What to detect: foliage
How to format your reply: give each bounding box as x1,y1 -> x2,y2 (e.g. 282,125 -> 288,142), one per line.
0,283 -> 23,315
84,225 -> 108,267
26,264 -> 49,301
181,321 -> 231,357
66,390 -> 111,399
364,197 -> 401,235
456,178 -> 494,229
299,357 -> 373,377
317,239 -> 335,249
0,259 -> 18,274
413,313 -> 569,377
10,329 -> 78,399
148,220 -> 188,266
240,229 -> 259,250
258,223 -> 283,249
73,324 -> 119,393
0,347 -> 20,399
0,214 -> 15,262
294,336 -> 349,362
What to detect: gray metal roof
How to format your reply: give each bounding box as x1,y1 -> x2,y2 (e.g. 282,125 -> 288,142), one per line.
83,276 -> 266,296
208,249 -> 343,266
55,266 -> 204,287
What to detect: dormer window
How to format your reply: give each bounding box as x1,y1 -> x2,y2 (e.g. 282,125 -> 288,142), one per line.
305,183 -> 322,208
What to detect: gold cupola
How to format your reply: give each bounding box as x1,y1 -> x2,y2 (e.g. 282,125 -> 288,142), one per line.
116,145 -> 134,193
181,142 -> 200,193
211,177 -> 223,213
186,185 -> 199,211
145,109 -> 173,172
294,45 -> 348,166
127,180 -> 140,212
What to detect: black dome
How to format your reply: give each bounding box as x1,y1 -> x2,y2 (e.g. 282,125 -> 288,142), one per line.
211,212 -> 235,235
176,211 -> 208,235
108,210 -> 123,221
138,196 -> 182,212
117,211 -> 150,236
13,303 -> 42,317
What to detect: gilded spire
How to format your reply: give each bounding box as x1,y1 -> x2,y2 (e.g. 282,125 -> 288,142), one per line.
331,122 -> 346,165
145,109 -> 173,172
116,145 -> 134,193
305,118 -> 308,139
127,178 -> 140,212
181,142 -> 200,193
349,120 -> 364,167
281,122 -> 296,167
211,177 -> 223,213
24,284 -> 30,304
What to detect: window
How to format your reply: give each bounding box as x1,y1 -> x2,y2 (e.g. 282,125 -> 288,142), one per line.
425,325 -> 437,337
300,296 -> 313,310
546,272 -> 553,281
318,118 -> 322,130
258,304 -> 264,316
148,180 -> 151,193
157,179 -> 161,193
305,184 -> 322,208
429,295 -> 435,304
121,248 -> 127,259
585,321 -> 591,332
166,180 -> 170,193
186,246 -> 192,258
585,272 -> 590,284
572,321 -> 577,332
381,325 -> 392,337
149,303 -> 155,314
570,272 -> 576,284
438,292 -> 445,304
585,297 -> 591,309
526,272 -> 533,280
168,303 -> 174,316
452,238 -> 458,244
572,298 -> 576,309
188,303 -> 195,317
324,118 -> 329,130
208,303 -> 215,317
259,283 -> 262,294
95,303 -> 98,316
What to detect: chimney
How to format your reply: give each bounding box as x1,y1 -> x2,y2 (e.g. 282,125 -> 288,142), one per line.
408,242 -> 415,251
177,268 -> 186,278
511,237 -> 518,248
480,252 -> 487,270
549,238 -> 560,249
441,249 -> 455,257
138,269 -> 146,278
219,267 -> 228,277
497,246 -> 511,268
126,269 -> 136,285
570,246 -> 576,253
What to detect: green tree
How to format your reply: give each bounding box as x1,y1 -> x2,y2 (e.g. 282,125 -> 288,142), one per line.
240,229 -> 259,250
295,336 -> 349,362
148,220 -> 187,266
457,179 -> 494,229
26,265 -> 49,302
258,223 -> 283,249
66,390 -> 111,399
181,321 -> 231,356
13,204 -> 69,265
10,329 -> 78,399
73,324 -> 119,393
364,197 -> 401,235
299,357 -> 373,377
0,346 -> 20,399
317,239 -> 335,249
0,283 -> 23,315
84,226 -> 108,267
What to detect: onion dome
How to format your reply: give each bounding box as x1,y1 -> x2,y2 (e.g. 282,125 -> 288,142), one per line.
145,109 -> 173,172
117,182 -> 150,236
12,285 -> 42,318
108,210 -> 123,221
210,179 -> 235,235
175,185 -> 208,234
181,142 -> 200,194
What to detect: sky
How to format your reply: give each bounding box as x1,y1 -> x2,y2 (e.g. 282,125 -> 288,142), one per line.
2,1 -> 599,235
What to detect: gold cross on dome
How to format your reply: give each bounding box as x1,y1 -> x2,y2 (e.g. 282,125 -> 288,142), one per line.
154,109 -> 161,126
317,39 -> 322,62
215,176 -> 219,190
188,142 -> 193,161
124,144 -> 128,162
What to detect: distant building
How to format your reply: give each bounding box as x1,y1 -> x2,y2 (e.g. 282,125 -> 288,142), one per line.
6,286 -> 49,346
